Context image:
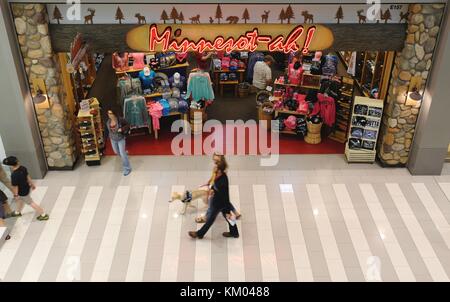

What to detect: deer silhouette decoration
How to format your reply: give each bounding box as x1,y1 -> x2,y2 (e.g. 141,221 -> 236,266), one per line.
226,16 -> 239,24
261,10 -> 270,23
209,17 -> 214,24
357,10 -> 367,24
301,11 -> 314,23
135,13 -> 146,24
190,14 -> 200,24
84,8 -> 95,24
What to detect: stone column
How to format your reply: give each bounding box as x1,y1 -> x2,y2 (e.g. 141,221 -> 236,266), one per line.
12,4 -> 75,169
378,3 -> 445,166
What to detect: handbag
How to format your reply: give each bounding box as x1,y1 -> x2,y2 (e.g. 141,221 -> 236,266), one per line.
118,118 -> 130,137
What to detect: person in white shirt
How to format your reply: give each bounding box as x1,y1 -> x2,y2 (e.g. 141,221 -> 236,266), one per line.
252,55 -> 275,90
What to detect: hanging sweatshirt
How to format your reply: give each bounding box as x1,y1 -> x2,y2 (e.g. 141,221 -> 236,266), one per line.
124,97 -> 150,128
187,73 -> 215,101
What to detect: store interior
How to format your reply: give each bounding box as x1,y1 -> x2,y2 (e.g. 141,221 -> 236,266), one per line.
64,48 -> 395,161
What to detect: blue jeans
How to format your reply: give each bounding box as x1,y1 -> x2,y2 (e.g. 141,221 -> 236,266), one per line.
110,138 -> 131,174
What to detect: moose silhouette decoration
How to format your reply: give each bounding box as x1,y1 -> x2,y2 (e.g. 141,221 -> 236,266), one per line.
357,10 -> 367,24
190,14 -> 201,24
261,10 -> 270,23
301,10 -> 314,23
135,13 -> 146,24
84,8 -> 95,24
400,11 -> 409,23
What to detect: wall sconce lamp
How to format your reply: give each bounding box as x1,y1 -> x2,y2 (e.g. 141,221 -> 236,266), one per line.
31,78 -> 50,109
405,76 -> 423,107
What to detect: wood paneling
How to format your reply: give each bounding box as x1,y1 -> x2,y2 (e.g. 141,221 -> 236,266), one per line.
49,23 -> 406,53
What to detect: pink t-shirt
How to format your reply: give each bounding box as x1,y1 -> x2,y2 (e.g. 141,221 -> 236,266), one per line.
130,53 -> 145,69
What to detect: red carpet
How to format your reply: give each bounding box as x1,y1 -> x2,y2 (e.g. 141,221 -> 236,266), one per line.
104,123 -> 345,156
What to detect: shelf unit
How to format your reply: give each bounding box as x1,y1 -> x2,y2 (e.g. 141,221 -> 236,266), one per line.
115,62 -> 189,74
77,98 -> 103,166
338,51 -> 395,100
345,96 -> 384,163
329,76 -> 355,143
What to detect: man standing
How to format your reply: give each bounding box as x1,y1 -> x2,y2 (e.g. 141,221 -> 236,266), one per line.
252,55 -> 275,90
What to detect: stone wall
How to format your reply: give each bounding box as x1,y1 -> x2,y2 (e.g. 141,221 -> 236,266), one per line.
12,4 -> 75,168
378,3 -> 445,166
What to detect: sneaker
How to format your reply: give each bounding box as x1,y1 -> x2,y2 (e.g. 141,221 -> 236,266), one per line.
123,169 -> 132,176
5,234 -> 11,240
222,232 -> 239,238
37,214 -> 49,221
188,231 -> 203,239
10,212 -> 22,218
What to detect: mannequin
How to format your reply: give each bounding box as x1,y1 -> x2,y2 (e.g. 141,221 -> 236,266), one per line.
139,66 -> 156,92
169,72 -> 186,90
112,52 -> 129,71
130,53 -> 145,69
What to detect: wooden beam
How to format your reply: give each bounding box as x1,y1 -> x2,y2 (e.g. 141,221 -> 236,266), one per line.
49,23 -> 407,53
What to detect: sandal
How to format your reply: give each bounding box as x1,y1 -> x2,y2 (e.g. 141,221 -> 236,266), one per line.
195,216 -> 206,223
235,214 -> 242,220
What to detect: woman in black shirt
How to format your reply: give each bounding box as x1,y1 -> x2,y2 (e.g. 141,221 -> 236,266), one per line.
188,159 -> 239,239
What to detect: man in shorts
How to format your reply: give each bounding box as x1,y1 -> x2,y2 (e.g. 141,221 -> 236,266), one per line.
0,189 -> 10,240
2,156 -> 49,221
0,164 -> 14,218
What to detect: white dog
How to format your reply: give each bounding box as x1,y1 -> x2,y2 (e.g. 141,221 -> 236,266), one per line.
169,189 -> 209,215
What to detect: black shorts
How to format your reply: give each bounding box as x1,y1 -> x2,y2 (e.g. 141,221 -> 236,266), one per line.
0,190 -> 5,219
0,190 -> 7,204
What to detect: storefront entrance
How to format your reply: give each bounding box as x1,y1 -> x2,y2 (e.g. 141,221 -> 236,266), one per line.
4,2 -> 447,172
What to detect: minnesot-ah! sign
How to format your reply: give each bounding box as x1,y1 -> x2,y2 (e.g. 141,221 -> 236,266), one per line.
126,24 -> 334,53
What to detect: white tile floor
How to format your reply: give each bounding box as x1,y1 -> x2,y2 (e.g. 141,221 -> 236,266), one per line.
1,155 -> 450,282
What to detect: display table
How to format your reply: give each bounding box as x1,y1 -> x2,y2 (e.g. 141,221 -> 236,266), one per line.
274,109 -> 306,135
149,110 -> 188,139
219,80 -> 239,97
213,68 -> 246,94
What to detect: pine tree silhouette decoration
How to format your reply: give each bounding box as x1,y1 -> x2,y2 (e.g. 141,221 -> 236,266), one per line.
170,7 -> 179,24
279,9 -> 286,24
161,10 -> 169,24
53,5 -> 63,24
335,6 -> 344,24
178,12 -> 185,24
115,6 -> 124,24
215,4 -> 223,24
285,5 -> 294,24
242,8 -> 250,24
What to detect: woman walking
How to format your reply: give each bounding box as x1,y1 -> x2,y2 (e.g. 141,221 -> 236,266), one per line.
106,109 -> 132,176
188,157 -> 239,239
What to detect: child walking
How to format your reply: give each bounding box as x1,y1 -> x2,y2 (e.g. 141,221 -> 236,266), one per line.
2,156 -> 49,221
